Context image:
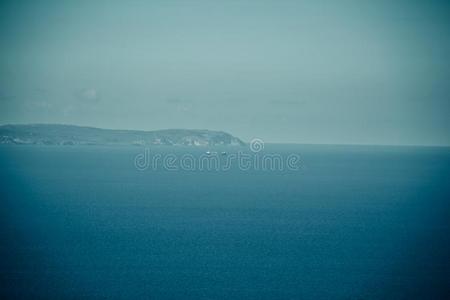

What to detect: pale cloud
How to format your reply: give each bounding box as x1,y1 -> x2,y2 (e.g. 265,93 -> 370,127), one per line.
75,88 -> 100,102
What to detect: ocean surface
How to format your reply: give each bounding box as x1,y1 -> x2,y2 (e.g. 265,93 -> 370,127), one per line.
1,145 -> 449,299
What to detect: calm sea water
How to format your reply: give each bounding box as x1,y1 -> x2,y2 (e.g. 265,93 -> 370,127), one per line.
1,145 -> 449,299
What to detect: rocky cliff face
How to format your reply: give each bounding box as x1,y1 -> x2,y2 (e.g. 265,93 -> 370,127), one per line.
0,124 -> 245,147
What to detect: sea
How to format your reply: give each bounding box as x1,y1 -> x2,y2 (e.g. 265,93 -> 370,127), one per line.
1,144 -> 449,299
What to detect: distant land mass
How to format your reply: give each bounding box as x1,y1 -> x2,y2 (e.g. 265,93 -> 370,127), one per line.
0,124 -> 246,147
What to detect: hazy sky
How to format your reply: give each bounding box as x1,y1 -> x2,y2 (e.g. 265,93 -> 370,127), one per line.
1,0 -> 449,145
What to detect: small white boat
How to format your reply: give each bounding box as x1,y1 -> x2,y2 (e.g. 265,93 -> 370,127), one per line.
205,151 -> 211,155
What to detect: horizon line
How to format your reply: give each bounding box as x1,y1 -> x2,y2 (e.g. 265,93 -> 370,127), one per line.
1,122 -> 449,148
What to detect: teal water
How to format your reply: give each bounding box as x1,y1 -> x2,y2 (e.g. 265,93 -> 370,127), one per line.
1,145 -> 449,299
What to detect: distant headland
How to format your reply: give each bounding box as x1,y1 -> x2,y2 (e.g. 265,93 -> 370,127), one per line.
0,124 -> 245,147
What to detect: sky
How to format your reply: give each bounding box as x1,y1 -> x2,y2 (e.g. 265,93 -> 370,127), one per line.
0,0 -> 449,145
